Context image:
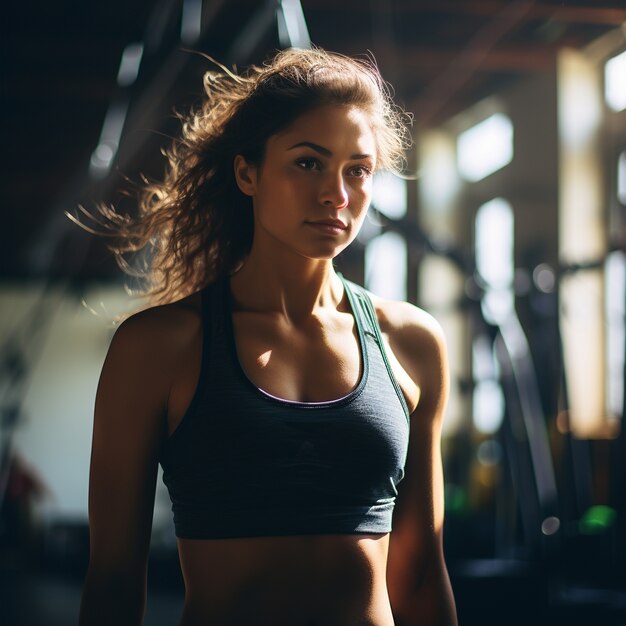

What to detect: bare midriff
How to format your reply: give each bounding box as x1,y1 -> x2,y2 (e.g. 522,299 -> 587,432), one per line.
176,533 -> 395,626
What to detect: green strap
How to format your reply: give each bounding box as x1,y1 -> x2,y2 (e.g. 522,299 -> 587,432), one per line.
339,274 -> 411,421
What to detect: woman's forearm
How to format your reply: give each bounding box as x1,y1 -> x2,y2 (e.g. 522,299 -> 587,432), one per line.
390,560 -> 458,626
79,568 -> 147,626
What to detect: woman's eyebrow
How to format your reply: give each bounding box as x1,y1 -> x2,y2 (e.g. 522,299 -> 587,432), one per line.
288,141 -> 373,161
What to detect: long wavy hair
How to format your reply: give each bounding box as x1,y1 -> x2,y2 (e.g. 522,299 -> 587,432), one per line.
81,47 -> 412,305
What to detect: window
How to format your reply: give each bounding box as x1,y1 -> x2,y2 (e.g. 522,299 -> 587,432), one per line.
618,151 -> 626,205
475,198 -> 515,324
364,231 -> 407,301
472,198 -> 514,433
371,171 -> 407,219
457,113 -> 514,182
605,49 -> 626,113
606,251 -> 625,423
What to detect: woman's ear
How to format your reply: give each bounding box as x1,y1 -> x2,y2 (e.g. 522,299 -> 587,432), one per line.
234,155 -> 257,197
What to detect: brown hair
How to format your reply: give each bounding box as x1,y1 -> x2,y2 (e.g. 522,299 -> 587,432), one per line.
80,47 -> 412,305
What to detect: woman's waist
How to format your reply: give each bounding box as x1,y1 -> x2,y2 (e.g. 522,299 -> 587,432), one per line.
178,533 -> 391,616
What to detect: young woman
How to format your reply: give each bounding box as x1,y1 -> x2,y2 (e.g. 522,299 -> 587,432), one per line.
78,48 -> 457,626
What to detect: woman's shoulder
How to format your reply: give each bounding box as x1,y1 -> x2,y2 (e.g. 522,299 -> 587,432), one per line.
364,290 -> 448,398
364,290 -> 445,350
118,290 -> 202,330
108,290 -> 204,369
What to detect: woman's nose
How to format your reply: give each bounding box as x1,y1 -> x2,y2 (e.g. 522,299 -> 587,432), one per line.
319,174 -> 349,209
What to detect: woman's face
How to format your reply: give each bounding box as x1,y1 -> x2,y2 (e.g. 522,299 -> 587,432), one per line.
235,104 -> 377,261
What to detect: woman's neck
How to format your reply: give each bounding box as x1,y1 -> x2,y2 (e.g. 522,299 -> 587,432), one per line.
229,252 -> 343,321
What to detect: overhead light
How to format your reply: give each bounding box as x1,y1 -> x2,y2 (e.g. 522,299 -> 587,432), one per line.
181,0 -> 203,45
116,43 -> 144,88
276,0 -> 311,49
89,101 -> 129,179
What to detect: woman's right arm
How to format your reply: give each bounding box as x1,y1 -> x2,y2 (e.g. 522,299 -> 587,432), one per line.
79,312 -> 173,626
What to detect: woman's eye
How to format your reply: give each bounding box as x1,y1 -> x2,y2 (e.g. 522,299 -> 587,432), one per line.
295,158 -> 319,170
349,165 -> 372,178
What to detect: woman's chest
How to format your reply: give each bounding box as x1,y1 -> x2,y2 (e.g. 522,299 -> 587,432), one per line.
232,311 -> 361,403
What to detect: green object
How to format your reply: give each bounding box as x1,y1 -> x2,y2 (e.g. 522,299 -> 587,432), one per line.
578,505 -> 617,535
445,484 -> 468,514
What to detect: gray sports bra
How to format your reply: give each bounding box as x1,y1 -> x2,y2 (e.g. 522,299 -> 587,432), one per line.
160,275 -> 410,539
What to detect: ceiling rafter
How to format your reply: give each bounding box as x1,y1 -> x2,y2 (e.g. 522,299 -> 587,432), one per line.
306,0 -> 626,26
338,41 -> 565,74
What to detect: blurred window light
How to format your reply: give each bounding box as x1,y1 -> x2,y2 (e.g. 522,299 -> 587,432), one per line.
481,290 -> 515,326
356,209 -> 383,246
419,254 -> 464,309
472,379 -> 505,434
475,198 -> 514,289
561,157 -> 605,262
371,171 -> 407,219
606,251 -> 625,422
457,113 -> 513,182
365,231 -> 407,301
473,196 -> 514,429
420,132 -> 460,214
472,336 -> 504,435
419,254 -> 468,437
472,334 -> 496,381
605,49 -> 626,112
558,51 -> 605,264
558,49 -> 602,151
560,270 -> 608,437
558,48 -> 612,438
619,151 -> 626,205
181,0 -> 203,44
116,43 -> 144,88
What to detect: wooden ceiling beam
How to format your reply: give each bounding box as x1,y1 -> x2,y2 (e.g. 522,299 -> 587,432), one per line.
304,0 -> 626,26
338,40 -> 564,74
407,1 -> 626,26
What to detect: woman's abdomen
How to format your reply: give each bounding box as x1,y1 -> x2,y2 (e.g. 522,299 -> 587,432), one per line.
177,533 -> 394,625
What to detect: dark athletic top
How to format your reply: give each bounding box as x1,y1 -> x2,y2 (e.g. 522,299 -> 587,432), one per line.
159,275 -> 410,539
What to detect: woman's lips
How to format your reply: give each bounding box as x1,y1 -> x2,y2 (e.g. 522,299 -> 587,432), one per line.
305,219 -> 347,235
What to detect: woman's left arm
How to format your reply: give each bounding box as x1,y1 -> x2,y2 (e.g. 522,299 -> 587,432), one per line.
383,304 -> 458,626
